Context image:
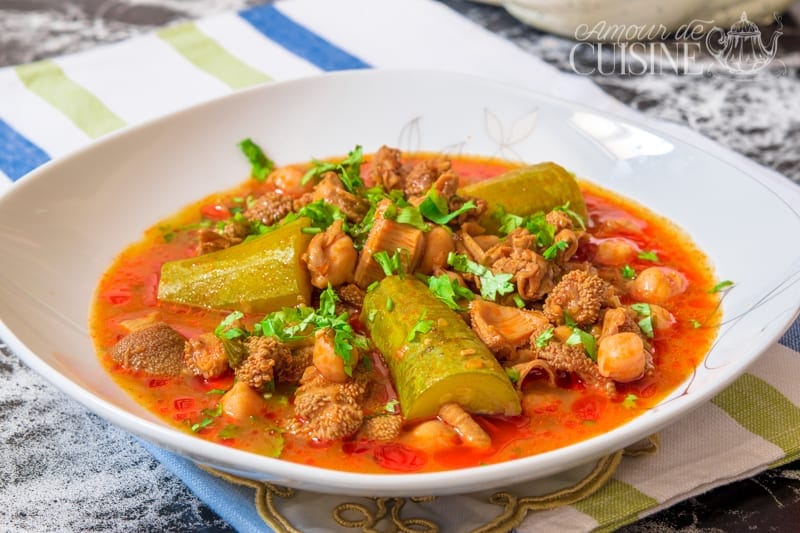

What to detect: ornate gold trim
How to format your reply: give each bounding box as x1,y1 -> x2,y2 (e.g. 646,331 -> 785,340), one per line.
200,436 -> 658,532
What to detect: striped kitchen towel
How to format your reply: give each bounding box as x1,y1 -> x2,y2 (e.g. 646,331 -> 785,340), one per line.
1,0 -> 799,531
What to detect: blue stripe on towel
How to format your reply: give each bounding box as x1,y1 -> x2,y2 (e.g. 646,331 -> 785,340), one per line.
0,119 -> 50,180
239,5 -> 370,71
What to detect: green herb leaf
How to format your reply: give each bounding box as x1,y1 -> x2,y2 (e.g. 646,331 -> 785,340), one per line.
554,201 -> 586,231
407,311 -> 434,342
373,249 -> 405,277
535,327 -> 554,349
447,252 -> 515,301
191,418 -> 215,433
690,319 -> 702,329
505,367 -> 521,384
630,303 -> 651,316
386,297 -> 394,312
512,293 -> 525,308
630,303 -> 654,338
623,393 -> 638,409
419,190 -> 477,225
566,328 -> 597,361
395,205 -> 429,231
621,265 -> 636,280
542,239 -> 569,261
637,250 -> 659,262
218,424 -> 240,439
427,273 -> 475,311
708,280 -> 734,293
214,311 -> 246,340
301,145 -> 364,193
206,388 -> 228,395
238,138 -> 275,182
384,399 -> 400,414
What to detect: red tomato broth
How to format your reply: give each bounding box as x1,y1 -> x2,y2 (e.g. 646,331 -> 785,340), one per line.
90,153 -> 719,474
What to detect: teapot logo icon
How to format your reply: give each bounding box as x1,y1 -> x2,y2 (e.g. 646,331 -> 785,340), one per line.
705,12 -> 782,75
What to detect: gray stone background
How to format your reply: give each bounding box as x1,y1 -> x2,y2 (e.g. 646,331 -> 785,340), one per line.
1,0 -> 799,531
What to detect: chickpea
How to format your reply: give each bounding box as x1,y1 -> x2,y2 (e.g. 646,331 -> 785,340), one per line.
648,304 -> 676,337
594,238 -> 637,266
597,332 -> 646,383
406,420 -> 459,451
270,166 -> 313,196
418,226 -> 455,275
303,220 -> 357,289
312,328 -> 354,383
630,267 -> 687,305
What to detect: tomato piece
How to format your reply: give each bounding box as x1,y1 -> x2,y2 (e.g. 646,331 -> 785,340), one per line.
571,395 -> 606,422
373,443 -> 426,472
201,203 -> 230,220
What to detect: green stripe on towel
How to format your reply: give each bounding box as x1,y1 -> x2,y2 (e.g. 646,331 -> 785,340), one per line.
712,373 -> 800,461
158,22 -> 271,89
573,479 -> 658,532
15,60 -> 126,138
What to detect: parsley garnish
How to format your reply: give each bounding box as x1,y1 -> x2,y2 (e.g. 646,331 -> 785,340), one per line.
493,206 -> 556,250
535,327 -> 554,349
238,138 -> 275,182
637,250 -> 659,262
542,239 -> 570,261
427,273 -> 474,311
206,388 -> 228,395
373,249 -> 405,277
384,399 -> 400,414
191,403 -> 223,432
621,265 -> 637,280
708,280 -> 734,293
630,303 -> 654,339
554,201 -> 586,230
690,319 -> 702,329
623,393 -> 638,409
218,424 -> 240,439
214,311 -> 246,340
386,297 -> 394,312
418,189 -> 476,225
566,327 -> 597,361
301,145 -> 364,193
505,367 -> 521,384
407,311 -> 434,342
393,205 -> 429,231
250,286 -> 367,376
512,293 -> 525,308
447,252 -> 515,301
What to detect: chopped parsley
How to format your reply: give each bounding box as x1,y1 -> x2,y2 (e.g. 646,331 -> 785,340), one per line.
418,189 -> 476,225
393,205 -> 429,231
218,424 -> 241,439
407,311 -> 434,342
214,311 -> 246,340
542,239 -> 570,261
690,319 -> 702,329
427,273 -> 475,311
384,399 -> 400,414
630,303 -> 654,339
621,265 -> 636,280
447,252 -> 515,301
206,388 -> 228,395
623,394 -> 638,409
535,327 -> 555,349
386,297 -> 394,312
301,144 -> 364,193
244,286 -> 367,376
554,201 -> 586,230
238,138 -> 275,182
637,250 -> 659,262
373,249 -> 405,277
512,293 -> 525,308
566,327 -> 597,361
191,403 -> 223,432
493,206 -> 556,250
505,367 -> 521,384
708,280 -> 734,293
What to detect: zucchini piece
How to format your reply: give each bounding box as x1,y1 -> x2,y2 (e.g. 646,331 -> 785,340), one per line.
459,162 -> 587,232
362,276 -> 521,420
158,218 -> 312,313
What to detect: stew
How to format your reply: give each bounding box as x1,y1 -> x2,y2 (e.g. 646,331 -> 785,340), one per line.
90,143 -> 721,473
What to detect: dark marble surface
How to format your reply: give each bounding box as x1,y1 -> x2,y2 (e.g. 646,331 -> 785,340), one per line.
1,0 -> 800,531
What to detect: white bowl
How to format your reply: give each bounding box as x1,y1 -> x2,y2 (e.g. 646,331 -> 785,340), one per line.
1,70 -> 798,496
